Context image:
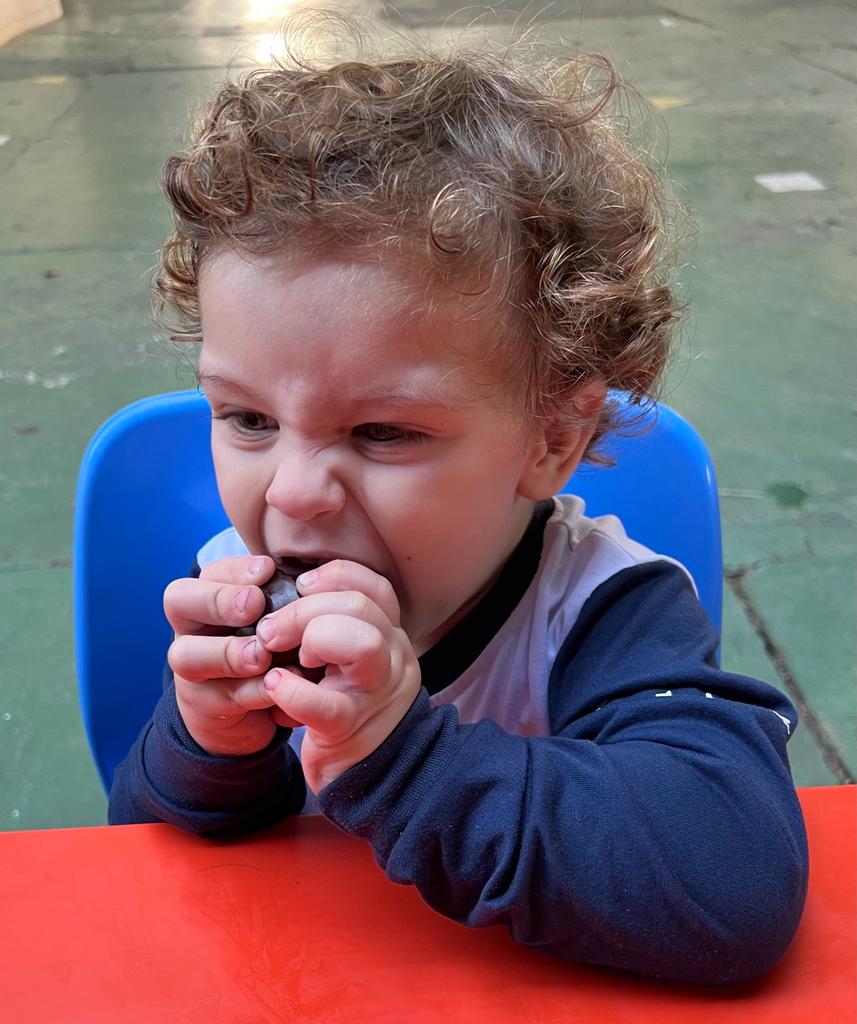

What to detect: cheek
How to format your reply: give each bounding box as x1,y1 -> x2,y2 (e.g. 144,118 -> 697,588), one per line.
371,438 -> 527,543
212,447 -> 265,527
380,466 -> 522,583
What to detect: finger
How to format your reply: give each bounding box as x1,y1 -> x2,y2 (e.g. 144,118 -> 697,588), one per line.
264,668 -> 358,738
176,673 -> 277,717
198,555 -> 275,585
256,590 -> 393,656
299,615 -> 391,687
164,576 -> 268,636
297,560 -> 401,626
169,633 -> 272,683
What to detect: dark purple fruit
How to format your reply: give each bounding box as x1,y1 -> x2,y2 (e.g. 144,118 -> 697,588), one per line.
260,567 -> 301,617
236,564 -> 324,680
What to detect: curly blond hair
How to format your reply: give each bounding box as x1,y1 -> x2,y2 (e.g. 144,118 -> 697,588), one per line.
155,17 -> 682,461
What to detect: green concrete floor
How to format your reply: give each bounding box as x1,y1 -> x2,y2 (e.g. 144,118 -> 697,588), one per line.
1,0 -> 855,830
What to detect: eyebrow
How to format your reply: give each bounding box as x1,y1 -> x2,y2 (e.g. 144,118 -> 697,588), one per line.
196,372 -> 265,403
197,370 -> 464,411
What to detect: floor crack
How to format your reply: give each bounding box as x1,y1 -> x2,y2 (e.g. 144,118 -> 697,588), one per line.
726,568 -> 854,784
779,44 -> 857,87
725,544 -> 815,576
0,558 -> 70,573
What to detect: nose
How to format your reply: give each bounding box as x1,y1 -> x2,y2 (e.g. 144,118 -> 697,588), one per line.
265,441 -> 346,522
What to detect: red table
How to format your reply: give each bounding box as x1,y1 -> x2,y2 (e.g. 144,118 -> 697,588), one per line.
2,786 -> 854,1023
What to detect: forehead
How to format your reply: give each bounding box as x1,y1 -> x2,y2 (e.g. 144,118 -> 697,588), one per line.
197,248 -> 516,392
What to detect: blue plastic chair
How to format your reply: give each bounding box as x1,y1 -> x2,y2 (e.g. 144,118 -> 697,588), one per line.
74,389 -> 722,792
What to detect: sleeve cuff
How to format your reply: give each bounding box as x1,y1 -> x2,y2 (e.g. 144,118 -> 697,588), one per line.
317,689 -> 454,854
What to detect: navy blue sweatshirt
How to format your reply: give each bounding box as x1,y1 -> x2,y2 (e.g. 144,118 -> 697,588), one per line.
110,498 -> 808,985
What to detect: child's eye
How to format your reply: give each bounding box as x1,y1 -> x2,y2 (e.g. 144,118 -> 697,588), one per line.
353,423 -> 426,445
213,411 -> 276,435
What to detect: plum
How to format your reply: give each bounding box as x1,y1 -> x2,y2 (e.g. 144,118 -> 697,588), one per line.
236,563 -> 325,680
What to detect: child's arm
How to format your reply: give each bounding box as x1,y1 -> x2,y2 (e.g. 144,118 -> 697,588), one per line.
108,556 -> 306,832
312,562 -> 808,986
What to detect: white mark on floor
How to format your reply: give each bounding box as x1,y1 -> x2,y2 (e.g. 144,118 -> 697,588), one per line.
719,488 -> 767,499
754,172 -> 826,193
649,96 -> 689,110
0,369 -> 76,388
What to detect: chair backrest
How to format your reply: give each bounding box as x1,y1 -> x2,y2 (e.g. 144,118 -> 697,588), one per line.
74,389 -> 722,792
562,397 -> 723,630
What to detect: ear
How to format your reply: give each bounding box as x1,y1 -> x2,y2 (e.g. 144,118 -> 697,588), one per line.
516,380 -> 606,500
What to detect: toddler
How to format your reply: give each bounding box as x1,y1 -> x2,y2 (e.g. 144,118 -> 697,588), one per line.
109,27 -> 808,985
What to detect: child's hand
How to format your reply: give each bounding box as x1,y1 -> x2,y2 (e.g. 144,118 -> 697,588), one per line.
164,555 -> 288,757
257,561 -> 422,793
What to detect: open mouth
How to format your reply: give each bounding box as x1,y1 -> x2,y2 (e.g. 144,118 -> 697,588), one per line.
274,556 -> 327,578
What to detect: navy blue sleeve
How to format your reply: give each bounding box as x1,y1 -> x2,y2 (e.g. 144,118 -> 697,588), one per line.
108,671 -> 306,834
108,560 -> 307,834
318,562 -> 809,985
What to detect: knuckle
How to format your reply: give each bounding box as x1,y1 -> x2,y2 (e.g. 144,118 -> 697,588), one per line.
284,599 -> 302,628
168,635 -> 191,672
162,578 -> 186,614
393,626 -> 412,653
175,679 -> 204,712
224,638 -> 253,677
318,690 -> 342,725
327,559 -> 348,584
354,621 -> 383,656
210,585 -> 237,624
363,633 -> 390,679
377,575 -> 397,607
298,616 -> 321,648
221,641 -> 243,677
198,558 -> 228,582
282,600 -> 304,638
345,591 -> 371,618
205,588 -> 223,624
224,681 -> 251,712
198,556 -> 237,582
366,628 -> 386,658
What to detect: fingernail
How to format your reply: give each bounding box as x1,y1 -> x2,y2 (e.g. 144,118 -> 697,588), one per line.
256,617 -> 274,644
297,569 -> 317,587
243,638 -> 259,666
264,669 -> 279,690
248,558 -> 267,576
235,588 -> 250,613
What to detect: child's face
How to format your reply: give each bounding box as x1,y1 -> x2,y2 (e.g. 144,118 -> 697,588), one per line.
197,249 -> 551,653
